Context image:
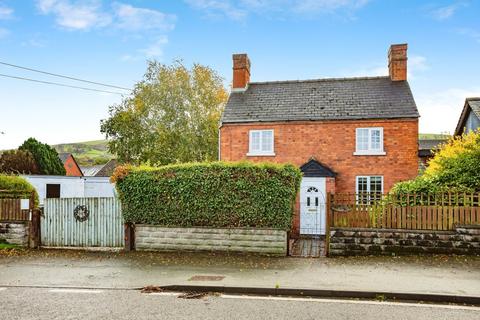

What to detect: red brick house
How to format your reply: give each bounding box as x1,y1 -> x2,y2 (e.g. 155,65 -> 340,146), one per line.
58,153 -> 83,177
219,44 -> 419,236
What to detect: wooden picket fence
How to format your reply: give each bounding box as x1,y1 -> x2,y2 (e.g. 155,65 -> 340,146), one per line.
0,190 -> 34,222
330,193 -> 480,231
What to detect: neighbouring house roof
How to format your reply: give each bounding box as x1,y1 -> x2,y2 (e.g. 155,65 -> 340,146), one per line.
80,165 -> 104,177
300,159 -> 336,178
58,153 -> 83,176
58,153 -> 71,163
222,76 -> 419,124
94,159 -> 118,177
454,97 -> 480,136
418,139 -> 446,157
80,159 -> 118,177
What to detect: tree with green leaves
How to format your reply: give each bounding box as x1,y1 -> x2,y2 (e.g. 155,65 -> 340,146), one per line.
392,130 -> 480,194
100,60 -> 228,165
19,138 -> 66,175
0,149 -> 40,174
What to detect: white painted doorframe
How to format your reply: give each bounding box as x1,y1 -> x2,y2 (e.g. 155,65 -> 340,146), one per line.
300,177 -> 326,235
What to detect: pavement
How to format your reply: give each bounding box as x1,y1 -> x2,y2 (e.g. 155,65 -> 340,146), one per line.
2,286 -> 480,320
0,249 -> 479,300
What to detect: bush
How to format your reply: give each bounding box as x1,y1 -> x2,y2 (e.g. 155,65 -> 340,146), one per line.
114,162 -> 302,230
0,149 -> 40,174
392,131 -> 480,195
0,174 -> 39,205
19,138 -> 66,175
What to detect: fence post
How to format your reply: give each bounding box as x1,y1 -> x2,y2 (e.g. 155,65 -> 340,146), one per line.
325,192 -> 332,257
124,223 -> 135,251
28,191 -> 40,248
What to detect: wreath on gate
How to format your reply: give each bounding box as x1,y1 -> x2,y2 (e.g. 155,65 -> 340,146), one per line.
74,205 -> 89,222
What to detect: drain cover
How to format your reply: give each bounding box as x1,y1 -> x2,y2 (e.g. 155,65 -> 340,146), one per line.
188,275 -> 225,281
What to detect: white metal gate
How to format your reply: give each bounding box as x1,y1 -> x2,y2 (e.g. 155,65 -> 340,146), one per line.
42,197 -> 124,247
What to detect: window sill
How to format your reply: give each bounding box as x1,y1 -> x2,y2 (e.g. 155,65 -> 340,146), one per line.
353,151 -> 386,156
247,152 -> 276,157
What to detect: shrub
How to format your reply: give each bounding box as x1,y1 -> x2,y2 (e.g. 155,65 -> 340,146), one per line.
392,131 -> 480,195
19,138 -> 66,175
115,162 -> 302,230
0,149 -> 40,174
0,174 -> 39,205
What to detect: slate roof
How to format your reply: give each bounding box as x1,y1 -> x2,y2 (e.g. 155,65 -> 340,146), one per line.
58,153 -> 71,163
300,159 -> 336,177
418,139 -> 447,157
80,165 -> 104,177
222,76 -> 419,124
454,97 -> 480,135
80,159 -> 118,177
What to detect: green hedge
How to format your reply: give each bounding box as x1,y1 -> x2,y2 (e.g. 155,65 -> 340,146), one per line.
115,162 -> 302,230
0,174 -> 39,205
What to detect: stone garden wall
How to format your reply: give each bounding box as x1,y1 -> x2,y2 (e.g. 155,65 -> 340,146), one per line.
329,225 -> 480,256
135,225 -> 287,255
0,222 -> 29,246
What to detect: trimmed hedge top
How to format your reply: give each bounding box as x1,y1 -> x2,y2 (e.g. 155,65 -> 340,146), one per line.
114,162 -> 302,230
0,174 -> 39,205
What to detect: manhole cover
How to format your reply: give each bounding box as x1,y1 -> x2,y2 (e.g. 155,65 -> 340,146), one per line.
188,275 -> 225,281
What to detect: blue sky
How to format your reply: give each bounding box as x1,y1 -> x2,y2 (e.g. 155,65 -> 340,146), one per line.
1,0 -> 479,149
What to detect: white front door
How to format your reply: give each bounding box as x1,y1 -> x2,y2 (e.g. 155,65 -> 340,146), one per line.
300,177 -> 326,235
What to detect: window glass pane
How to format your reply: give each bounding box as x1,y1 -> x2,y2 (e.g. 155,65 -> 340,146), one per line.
370,129 -> 381,151
356,129 -> 369,151
307,197 -> 310,206
250,131 -> 260,151
315,197 -> 319,206
357,177 -> 368,193
261,131 -> 273,152
369,176 -> 383,202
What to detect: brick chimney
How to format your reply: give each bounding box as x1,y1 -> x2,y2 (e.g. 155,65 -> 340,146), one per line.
388,44 -> 408,81
232,54 -> 250,91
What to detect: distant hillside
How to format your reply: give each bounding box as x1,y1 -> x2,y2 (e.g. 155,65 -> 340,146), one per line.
53,140 -> 112,166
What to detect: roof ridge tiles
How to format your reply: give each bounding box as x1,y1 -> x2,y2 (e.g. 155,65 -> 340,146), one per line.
248,76 -> 390,85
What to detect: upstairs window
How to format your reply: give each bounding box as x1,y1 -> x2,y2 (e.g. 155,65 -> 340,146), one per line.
355,127 -> 385,155
248,130 -> 274,156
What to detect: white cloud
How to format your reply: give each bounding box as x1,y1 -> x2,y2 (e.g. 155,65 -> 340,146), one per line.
121,36 -> 169,61
431,2 -> 467,21
0,4 -> 13,20
36,1 -> 176,31
185,0 -> 247,21
36,0 -> 111,30
139,36 -> 169,58
417,87 -> 480,134
35,1 -> 176,60
344,54 -> 428,79
293,0 -> 369,13
112,3 -> 176,31
185,0 -> 369,20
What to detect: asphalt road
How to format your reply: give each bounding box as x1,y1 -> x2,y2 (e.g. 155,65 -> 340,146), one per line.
1,287 -> 479,320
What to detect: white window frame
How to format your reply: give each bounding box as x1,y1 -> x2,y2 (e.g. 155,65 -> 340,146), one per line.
356,176 -> 384,204
354,127 -> 386,155
355,176 -> 384,194
247,129 -> 275,156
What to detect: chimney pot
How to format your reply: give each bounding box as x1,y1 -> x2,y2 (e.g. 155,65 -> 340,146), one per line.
388,44 -> 408,81
232,53 -> 250,90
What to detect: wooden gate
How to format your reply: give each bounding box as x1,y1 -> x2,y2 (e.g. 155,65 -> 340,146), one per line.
42,197 -> 124,247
